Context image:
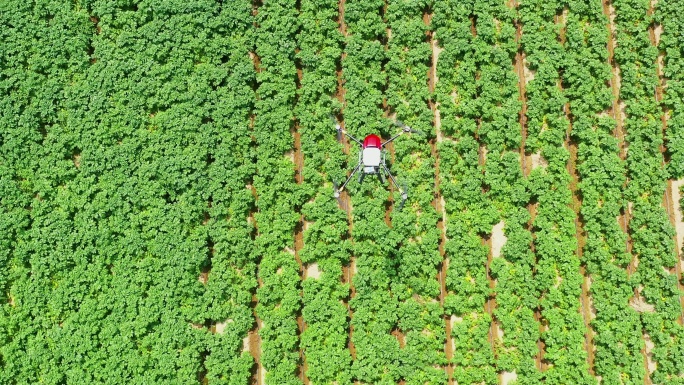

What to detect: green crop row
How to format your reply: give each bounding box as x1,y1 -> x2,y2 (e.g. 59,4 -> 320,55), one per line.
520,0 -> 595,382
253,0 -> 303,383
386,1 -> 446,383
614,0 -> 684,382
659,0 -> 684,178
470,0 -> 542,383
343,1 -> 403,383
433,1 -> 498,383
295,0 -> 353,383
561,0 -> 646,382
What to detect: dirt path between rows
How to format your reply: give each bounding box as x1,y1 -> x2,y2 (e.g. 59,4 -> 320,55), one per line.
248,182 -> 263,385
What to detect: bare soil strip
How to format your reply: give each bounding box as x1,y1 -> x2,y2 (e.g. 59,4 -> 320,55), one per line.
336,0 -> 357,368
382,0 -> 395,228
385,136 -> 396,228
478,150 -> 497,357
515,20 -> 530,173
604,1 -> 627,161
90,15 -> 101,35
485,233 -> 498,355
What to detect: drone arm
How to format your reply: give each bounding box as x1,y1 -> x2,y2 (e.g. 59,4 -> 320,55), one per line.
381,132 -> 404,147
344,131 -> 363,146
335,163 -> 362,197
336,125 -> 363,146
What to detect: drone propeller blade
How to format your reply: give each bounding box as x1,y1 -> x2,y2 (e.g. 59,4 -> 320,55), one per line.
397,196 -> 407,211
393,183 -> 407,211
393,119 -> 424,135
330,115 -> 343,141
393,119 -> 409,130
332,181 -> 343,205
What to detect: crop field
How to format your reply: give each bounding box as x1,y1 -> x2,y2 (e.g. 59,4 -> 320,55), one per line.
2,0 -> 684,384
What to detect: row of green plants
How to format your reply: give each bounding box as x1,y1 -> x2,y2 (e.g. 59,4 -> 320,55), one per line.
466,0 -> 543,382
561,0 -> 646,382
1,2 -> 96,382
343,1 -> 404,383
614,0 -> 684,382
519,0 -> 595,382
295,0 -> 353,383
386,1 -> 447,383
658,0 -> 684,179
252,0 -> 303,383
433,0 -> 499,383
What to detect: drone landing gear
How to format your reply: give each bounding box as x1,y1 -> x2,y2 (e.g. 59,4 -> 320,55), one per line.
381,164 -> 408,211
333,165 -> 408,211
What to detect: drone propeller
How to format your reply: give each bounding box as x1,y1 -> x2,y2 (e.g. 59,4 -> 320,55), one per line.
393,119 -> 425,136
332,181 -> 344,209
330,115 -> 343,141
396,182 -> 409,211
333,181 -> 340,199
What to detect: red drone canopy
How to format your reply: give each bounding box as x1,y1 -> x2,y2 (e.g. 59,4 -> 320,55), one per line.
362,134 -> 382,148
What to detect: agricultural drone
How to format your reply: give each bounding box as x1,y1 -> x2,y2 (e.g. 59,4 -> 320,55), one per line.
331,116 -> 423,210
